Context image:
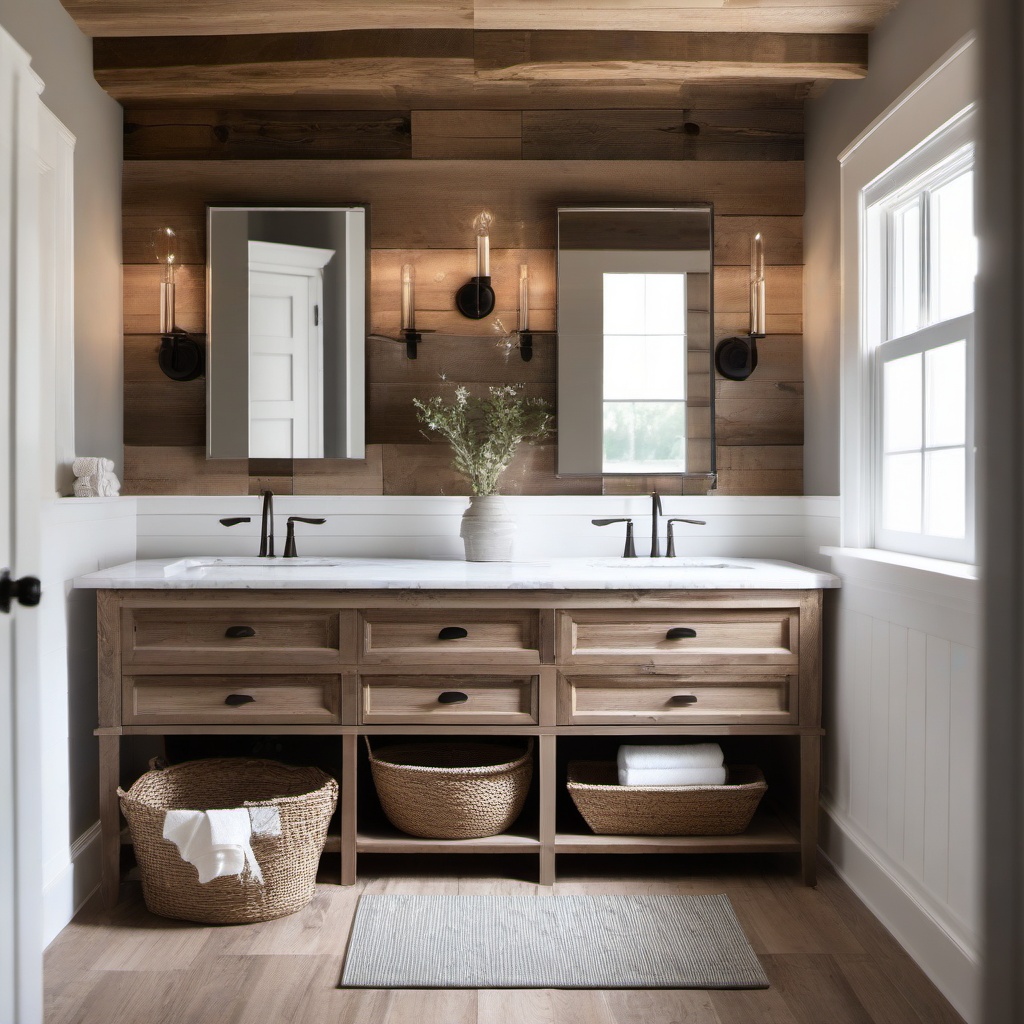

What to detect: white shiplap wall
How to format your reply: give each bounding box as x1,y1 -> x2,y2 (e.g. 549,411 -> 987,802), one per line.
821,549 -> 980,1023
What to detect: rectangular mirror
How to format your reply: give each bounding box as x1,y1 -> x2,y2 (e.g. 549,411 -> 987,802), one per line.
556,206 -> 714,477
207,205 -> 366,460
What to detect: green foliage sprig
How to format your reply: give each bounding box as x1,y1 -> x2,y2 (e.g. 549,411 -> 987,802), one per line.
413,385 -> 553,496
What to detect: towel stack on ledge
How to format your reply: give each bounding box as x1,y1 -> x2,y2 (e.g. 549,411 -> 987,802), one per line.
617,743 -> 727,787
73,457 -> 120,497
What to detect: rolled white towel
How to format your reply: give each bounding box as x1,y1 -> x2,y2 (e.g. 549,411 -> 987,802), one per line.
73,478 -> 99,498
617,742 -> 724,771
618,765 -> 728,787
97,470 -> 121,497
73,457 -> 114,477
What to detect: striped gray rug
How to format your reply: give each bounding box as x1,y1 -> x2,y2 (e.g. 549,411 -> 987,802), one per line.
339,894 -> 767,989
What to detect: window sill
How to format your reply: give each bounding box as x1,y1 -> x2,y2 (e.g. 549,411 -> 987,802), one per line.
820,546 -> 978,606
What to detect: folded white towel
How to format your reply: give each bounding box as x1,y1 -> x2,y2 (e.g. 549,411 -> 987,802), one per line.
163,807 -> 273,884
618,765 -> 728,787
617,743 -> 724,771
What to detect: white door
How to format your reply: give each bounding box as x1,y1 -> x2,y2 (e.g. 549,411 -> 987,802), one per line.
0,26 -> 45,1024
248,240 -> 334,458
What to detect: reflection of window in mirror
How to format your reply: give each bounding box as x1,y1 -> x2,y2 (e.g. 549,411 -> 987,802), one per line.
601,272 -> 688,473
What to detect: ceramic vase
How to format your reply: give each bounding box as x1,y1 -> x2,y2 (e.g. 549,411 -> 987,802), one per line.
460,495 -> 516,561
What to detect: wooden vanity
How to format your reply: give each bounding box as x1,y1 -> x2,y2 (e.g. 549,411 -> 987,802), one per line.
84,559 -> 833,908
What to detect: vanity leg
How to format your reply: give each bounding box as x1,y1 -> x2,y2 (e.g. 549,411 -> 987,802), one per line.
99,733 -> 121,908
800,733 -> 820,887
538,734 -> 556,886
340,734 -> 358,886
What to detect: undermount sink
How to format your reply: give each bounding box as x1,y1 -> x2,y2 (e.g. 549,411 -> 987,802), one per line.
163,556 -> 349,575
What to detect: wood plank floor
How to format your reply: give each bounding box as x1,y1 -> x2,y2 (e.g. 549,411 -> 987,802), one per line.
44,854 -> 966,1024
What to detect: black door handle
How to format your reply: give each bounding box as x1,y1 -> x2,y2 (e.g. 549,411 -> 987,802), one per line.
438,627 -> 469,641
224,693 -> 256,706
437,691 -> 469,705
0,570 -> 41,614
668,694 -> 698,706
665,627 -> 697,640
225,626 -> 257,638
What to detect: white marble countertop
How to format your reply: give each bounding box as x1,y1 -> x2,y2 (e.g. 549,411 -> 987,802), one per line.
74,556 -> 840,591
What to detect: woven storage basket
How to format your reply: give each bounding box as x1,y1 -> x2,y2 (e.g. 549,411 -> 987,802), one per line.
118,758 -> 338,924
366,738 -> 533,839
567,761 -> 767,836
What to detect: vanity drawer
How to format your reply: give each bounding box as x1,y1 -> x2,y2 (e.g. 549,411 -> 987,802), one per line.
123,674 -> 342,725
124,606 -> 345,667
359,610 -> 540,665
556,607 -> 799,666
558,668 -> 797,725
359,674 -> 538,725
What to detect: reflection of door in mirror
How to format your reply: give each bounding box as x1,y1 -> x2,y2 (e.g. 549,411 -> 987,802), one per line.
557,207 -> 714,478
247,241 -> 335,458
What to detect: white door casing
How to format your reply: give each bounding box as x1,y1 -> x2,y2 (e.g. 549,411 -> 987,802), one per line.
248,240 -> 334,459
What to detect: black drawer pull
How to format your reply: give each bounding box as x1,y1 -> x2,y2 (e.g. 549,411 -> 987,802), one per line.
438,626 -> 469,641
665,627 -> 697,640
437,691 -> 469,705
669,694 -> 698,706
225,626 -> 257,639
224,693 -> 256,706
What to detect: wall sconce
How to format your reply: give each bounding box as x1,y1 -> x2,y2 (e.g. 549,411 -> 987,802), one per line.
153,226 -> 204,382
714,232 -> 766,382
455,211 -> 496,319
367,262 -> 433,360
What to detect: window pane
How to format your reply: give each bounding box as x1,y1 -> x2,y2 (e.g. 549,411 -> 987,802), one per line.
604,336 -> 686,401
930,169 -> 976,323
644,274 -> 687,335
924,447 -> 966,538
882,452 -> 923,534
883,352 -> 922,452
603,401 -> 687,472
925,339 -> 967,447
603,274 -> 646,334
890,199 -> 922,339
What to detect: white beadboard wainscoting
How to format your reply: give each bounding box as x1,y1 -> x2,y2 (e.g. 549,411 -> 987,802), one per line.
39,497 -> 137,945
821,548 -> 980,1023
134,494 -> 841,566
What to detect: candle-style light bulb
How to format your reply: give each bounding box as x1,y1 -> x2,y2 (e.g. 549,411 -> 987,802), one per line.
401,263 -> 415,332
474,210 -> 493,278
518,264 -> 530,333
749,232 -> 766,337
153,227 -> 178,333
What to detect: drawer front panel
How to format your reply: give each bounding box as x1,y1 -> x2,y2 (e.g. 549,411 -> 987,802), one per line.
360,611 -> 540,664
125,675 -> 342,725
125,607 -> 343,666
557,608 -> 798,665
558,671 -> 797,725
360,675 -> 538,724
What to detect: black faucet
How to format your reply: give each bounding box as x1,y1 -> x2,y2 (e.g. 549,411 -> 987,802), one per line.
592,518 -> 637,558
650,492 -> 664,557
258,490 -> 275,557
284,517 -> 327,558
666,517 -> 707,557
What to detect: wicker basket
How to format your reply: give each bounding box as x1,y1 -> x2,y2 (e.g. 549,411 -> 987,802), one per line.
566,761 -> 767,836
366,738 -> 533,839
118,758 -> 338,924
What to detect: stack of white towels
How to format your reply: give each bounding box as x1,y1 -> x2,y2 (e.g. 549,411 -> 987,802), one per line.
617,743 -> 727,787
73,457 -> 121,497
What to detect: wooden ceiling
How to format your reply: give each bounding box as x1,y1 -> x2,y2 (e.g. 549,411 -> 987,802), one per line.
62,1 -> 898,110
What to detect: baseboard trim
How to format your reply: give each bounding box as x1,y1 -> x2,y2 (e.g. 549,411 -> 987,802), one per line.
42,821 -> 101,948
820,805 -> 980,1024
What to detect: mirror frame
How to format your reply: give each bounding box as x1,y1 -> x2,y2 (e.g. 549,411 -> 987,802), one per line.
555,204 -> 716,479
206,203 -> 369,461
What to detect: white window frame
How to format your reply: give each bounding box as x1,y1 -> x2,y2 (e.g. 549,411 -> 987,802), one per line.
837,35 -> 977,569
862,116 -> 976,561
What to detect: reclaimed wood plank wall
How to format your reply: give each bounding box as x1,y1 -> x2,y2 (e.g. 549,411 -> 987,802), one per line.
121,103 -> 804,496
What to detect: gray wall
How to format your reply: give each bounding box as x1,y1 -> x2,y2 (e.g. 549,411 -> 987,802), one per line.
0,0 -> 123,479
803,0 -> 977,495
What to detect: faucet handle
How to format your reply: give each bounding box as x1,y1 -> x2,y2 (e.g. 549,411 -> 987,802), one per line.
592,518 -> 637,558
666,518 -> 707,557
283,516 -> 326,558
219,517 -> 251,527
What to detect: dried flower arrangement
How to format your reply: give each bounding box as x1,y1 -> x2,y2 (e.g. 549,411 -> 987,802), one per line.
413,385 -> 553,496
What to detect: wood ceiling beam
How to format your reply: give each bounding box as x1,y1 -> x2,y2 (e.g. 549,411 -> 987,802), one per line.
93,29 -> 867,105
62,0 -> 897,39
